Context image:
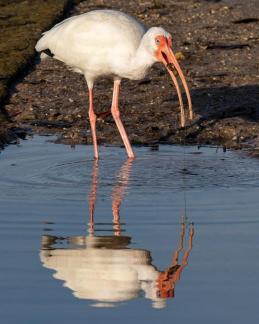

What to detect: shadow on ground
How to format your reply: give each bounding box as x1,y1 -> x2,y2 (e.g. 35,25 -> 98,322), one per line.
192,84 -> 259,121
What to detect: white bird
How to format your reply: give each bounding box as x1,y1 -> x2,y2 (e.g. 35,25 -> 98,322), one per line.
35,9 -> 193,159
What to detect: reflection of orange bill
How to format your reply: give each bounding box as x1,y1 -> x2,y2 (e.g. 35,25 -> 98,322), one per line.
156,223 -> 194,300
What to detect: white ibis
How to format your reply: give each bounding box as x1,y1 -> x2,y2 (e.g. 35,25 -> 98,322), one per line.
36,9 -> 193,159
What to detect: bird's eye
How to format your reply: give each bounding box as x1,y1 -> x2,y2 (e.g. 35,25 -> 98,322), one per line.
155,38 -> 160,45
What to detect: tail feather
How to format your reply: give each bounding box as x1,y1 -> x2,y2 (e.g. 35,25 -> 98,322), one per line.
41,49 -> 54,58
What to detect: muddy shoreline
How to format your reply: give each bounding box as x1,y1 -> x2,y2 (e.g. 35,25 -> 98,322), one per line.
0,0 -> 81,148
1,0 -> 259,156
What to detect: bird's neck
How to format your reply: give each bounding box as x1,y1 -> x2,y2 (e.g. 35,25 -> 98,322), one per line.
126,44 -> 156,80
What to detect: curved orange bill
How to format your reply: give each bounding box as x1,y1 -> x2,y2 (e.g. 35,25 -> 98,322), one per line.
156,37 -> 193,127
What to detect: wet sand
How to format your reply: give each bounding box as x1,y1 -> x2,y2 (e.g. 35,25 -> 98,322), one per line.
1,0 -> 259,155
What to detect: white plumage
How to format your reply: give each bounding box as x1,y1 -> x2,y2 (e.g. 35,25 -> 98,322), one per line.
40,240 -> 164,308
36,10 -> 193,159
36,10 -> 168,83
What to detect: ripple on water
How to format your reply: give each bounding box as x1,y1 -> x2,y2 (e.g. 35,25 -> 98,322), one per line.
0,136 -> 259,202
1,136 -> 259,321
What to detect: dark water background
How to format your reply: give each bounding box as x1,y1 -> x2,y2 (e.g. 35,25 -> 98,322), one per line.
0,136 -> 258,323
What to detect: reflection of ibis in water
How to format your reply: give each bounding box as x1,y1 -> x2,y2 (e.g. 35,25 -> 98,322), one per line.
40,160 -> 194,308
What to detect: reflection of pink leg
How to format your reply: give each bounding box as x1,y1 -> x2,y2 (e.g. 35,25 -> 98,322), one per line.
112,159 -> 134,236
88,160 -> 99,235
88,87 -> 99,159
111,80 -> 135,159
112,202 -> 121,236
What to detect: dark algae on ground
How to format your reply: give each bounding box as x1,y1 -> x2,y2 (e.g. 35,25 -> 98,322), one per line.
1,0 -> 259,155
0,0 -> 80,148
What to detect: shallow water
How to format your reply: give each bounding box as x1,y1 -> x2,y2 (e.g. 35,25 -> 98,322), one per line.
0,136 -> 259,323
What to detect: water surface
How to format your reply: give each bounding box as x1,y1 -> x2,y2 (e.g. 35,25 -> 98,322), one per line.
0,136 -> 259,323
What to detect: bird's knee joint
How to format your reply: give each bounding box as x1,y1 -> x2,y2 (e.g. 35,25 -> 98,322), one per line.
112,109 -> 120,119
88,111 -> 97,123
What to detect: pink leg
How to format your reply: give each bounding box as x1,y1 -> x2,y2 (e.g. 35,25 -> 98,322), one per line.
88,87 -> 99,159
111,80 -> 135,159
